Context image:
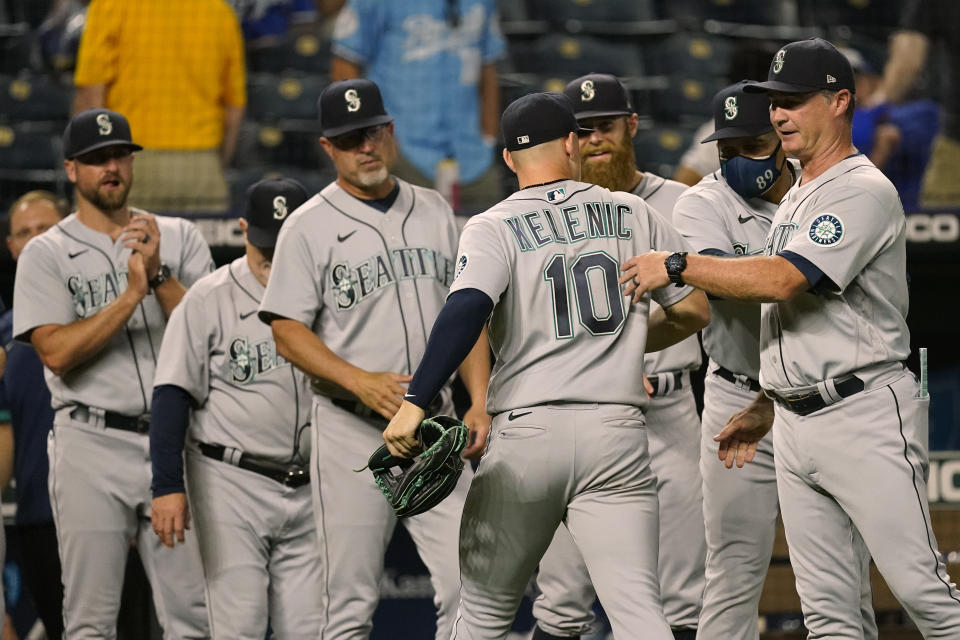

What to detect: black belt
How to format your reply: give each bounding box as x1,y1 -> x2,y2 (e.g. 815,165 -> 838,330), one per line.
70,404 -> 150,434
648,371 -> 685,397
770,375 -> 865,416
713,366 -> 762,393
331,396 -> 444,423
331,398 -> 387,424
198,442 -> 310,488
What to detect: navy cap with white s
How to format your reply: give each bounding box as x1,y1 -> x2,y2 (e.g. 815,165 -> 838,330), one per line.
563,73 -> 633,121
244,177 -> 309,248
501,92 -> 592,152
63,108 -> 143,160
318,78 -> 394,138
702,80 -> 774,143
746,37 -> 855,95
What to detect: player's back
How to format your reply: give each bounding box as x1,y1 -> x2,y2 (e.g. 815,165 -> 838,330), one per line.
454,180 -> 694,414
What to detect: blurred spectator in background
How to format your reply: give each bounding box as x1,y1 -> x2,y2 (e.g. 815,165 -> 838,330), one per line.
72,0 -> 246,215
673,40 -> 780,187
330,0 -> 506,214
844,47 -> 938,212
35,0 -> 88,73
1,190 -> 67,640
230,0 -> 318,43
868,0 -> 960,208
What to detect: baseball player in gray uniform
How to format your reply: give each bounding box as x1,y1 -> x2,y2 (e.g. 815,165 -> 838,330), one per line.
149,177 -> 319,639
383,91 -> 711,640
258,79 -> 492,640
527,74 -> 705,640
672,80 -> 877,640
11,108 -> 213,639
623,38 -> 960,638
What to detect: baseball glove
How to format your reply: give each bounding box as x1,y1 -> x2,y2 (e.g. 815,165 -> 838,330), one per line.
366,416 -> 469,518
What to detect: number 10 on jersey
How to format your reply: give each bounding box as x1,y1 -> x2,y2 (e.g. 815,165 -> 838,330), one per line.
543,251 -> 626,339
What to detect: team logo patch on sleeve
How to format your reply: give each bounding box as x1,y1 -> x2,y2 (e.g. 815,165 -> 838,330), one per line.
808,214 -> 844,246
454,254 -> 468,280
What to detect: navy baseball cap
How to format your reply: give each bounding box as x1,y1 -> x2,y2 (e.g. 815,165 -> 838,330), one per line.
563,73 -> 633,121
702,80 -> 774,143
244,177 -> 309,248
318,79 -> 394,138
63,108 -> 143,160
746,38 -> 855,95
501,92 -> 592,152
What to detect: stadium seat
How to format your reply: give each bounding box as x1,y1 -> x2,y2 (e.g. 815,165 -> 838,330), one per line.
649,75 -> 725,121
0,123 -> 59,170
496,0 -> 531,23
246,32 -> 332,74
512,33 -> 644,80
803,0 -> 902,35
237,121 -> 324,170
527,0 -> 658,24
633,123 -> 698,178
659,0 -> 788,27
246,73 -> 328,121
643,34 -> 733,79
0,74 -> 71,124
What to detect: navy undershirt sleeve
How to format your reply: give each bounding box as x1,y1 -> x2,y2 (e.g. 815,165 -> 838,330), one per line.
778,250 -> 834,291
150,384 -> 193,497
699,248 -> 732,257
405,288 -> 494,411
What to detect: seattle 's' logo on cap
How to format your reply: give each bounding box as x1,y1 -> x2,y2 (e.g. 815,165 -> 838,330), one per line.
273,195 -> 288,219
723,96 -> 738,120
96,113 -> 113,136
345,89 -> 361,113
772,49 -> 786,74
580,80 -> 595,102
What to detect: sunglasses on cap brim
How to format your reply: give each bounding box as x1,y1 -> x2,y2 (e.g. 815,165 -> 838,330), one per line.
328,124 -> 390,151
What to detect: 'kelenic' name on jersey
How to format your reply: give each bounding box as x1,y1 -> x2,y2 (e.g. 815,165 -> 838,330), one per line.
227,335 -> 289,384
329,246 -> 456,311
502,202 -> 633,251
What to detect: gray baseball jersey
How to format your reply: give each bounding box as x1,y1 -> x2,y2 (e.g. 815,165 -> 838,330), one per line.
533,172 -> 706,635
11,210 -> 213,639
13,212 -> 214,412
760,154 -> 960,637
449,179 -> 697,640
154,256 -> 311,461
451,180 -> 695,414
671,164 -> 881,640
258,177 -> 470,640
673,169 -> 780,379
153,256 -> 320,638
259,180 -> 459,375
635,173 -> 702,375
759,154 -> 910,390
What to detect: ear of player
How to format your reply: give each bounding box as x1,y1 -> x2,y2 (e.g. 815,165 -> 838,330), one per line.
367,416 -> 469,518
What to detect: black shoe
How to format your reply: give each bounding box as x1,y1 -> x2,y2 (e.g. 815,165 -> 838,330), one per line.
531,626 -> 580,640
671,628 -> 697,640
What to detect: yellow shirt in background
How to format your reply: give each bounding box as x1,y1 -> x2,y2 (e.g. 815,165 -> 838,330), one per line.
74,0 -> 246,150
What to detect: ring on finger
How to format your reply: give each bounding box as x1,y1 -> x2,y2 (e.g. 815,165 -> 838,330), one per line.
143,233 -> 151,243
